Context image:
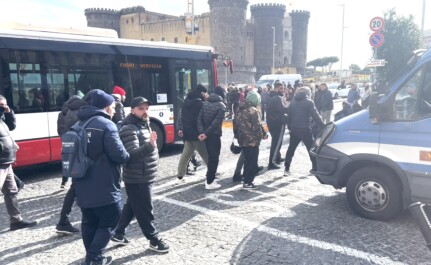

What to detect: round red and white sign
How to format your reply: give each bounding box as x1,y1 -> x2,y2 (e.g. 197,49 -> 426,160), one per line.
370,17 -> 384,32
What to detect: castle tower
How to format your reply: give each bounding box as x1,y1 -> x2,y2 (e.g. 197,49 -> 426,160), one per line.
208,0 -> 255,84
208,0 -> 248,65
251,3 -> 286,78
290,10 -> 310,72
85,8 -> 121,36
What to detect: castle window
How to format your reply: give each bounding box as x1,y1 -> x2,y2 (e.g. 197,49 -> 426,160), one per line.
126,19 -> 129,24
284,56 -> 289,65
185,37 -> 188,43
162,37 -> 166,41
131,18 -> 134,23
284,30 -> 289,40
174,37 -> 178,43
151,38 -> 154,41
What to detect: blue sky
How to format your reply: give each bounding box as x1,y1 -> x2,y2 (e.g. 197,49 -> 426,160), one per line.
1,0 -> 429,69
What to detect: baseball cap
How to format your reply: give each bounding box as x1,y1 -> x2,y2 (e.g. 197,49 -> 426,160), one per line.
131,97 -> 151,108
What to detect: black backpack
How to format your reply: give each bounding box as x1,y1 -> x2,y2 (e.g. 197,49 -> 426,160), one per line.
61,116 -> 98,179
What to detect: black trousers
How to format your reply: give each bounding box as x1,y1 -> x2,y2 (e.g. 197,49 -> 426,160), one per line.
284,128 -> 315,171
58,183 -> 76,225
114,182 -> 158,241
205,134 -> 221,184
242,146 -> 259,184
268,122 -> 283,165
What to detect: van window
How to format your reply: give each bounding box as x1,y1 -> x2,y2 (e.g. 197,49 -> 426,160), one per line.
394,63 -> 431,120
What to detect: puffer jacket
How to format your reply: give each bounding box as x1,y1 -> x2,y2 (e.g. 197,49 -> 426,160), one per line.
63,97 -> 88,133
0,111 -> 18,164
197,93 -> 226,137
234,101 -> 266,147
287,92 -> 324,130
119,114 -> 158,183
178,95 -> 204,141
73,105 -> 129,208
112,95 -> 125,124
266,91 -> 288,126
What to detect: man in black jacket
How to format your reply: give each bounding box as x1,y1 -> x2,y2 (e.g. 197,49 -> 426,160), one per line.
112,97 -> 169,253
266,82 -> 288,169
197,93 -> 226,190
284,87 -> 324,176
0,95 -> 37,231
176,85 -> 209,182
314,83 -> 334,124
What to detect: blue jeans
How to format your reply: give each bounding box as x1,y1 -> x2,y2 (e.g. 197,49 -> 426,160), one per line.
81,202 -> 121,262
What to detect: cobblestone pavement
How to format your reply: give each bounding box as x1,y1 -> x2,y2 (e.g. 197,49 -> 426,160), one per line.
1,124 -> 431,265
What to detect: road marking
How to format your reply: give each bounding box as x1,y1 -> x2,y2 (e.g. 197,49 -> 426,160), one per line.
160,196 -> 405,265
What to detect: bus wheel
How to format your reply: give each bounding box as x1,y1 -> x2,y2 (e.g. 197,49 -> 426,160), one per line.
150,123 -> 164,152
346,167 -> 402,220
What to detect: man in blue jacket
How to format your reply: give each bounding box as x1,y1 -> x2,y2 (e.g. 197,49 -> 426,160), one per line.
74,90 -> 129,265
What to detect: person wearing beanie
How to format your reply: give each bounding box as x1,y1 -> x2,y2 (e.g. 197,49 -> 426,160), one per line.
74,89 -> 129,265
197,89 -> 226,190
112,85 -> 126,124
111,96 -> 170,253
233,90 -> 268,189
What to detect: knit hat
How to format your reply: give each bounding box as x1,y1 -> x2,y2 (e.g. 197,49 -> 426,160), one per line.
246,90 -> 261,107
195,84 -> 208,94
112,86 -> 126,96
91,90 -> 115,109
131,97 -> 151,108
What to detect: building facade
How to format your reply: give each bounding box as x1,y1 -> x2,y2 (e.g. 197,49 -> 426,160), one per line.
84,2 -> 310,85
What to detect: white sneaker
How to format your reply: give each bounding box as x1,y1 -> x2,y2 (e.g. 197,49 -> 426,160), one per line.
176,177 -> 186,185
205,181 -> 221,190
284,170 -> 291,176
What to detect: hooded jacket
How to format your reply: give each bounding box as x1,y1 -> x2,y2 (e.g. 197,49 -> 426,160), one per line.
234,101 -> 266,147
287,92 -> 324,130
178,94 -> 204,141
0,110 -> 18,164
119,114 -> 158,183
197,93 -> 226,137
73,105 -> 129,208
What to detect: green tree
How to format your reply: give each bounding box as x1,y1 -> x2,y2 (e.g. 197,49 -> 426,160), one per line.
375,9 -> 422,82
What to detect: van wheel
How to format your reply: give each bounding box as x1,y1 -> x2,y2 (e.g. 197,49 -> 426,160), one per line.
150,123 -> 164,152
346,167 -> 402,220
334,93 -> 338,99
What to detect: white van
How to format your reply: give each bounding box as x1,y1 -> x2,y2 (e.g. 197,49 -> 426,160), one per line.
255,74 -> 302,89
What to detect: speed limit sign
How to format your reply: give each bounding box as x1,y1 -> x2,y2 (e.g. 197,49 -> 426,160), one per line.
370,17 -> 384,32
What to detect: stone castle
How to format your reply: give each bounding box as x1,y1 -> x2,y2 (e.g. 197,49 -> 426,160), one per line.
84,1 -> 310,84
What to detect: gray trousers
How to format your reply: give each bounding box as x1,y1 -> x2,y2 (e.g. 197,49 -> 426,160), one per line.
177,140 -> 209,177
0,165 -> 22,224
320,110 -> 332,124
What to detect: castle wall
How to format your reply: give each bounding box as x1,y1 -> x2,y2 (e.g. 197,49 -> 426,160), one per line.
245,21 -> 254,66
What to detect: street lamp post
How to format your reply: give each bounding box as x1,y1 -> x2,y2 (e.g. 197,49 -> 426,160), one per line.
272,26 -> 275,72
339,3 -> 345,82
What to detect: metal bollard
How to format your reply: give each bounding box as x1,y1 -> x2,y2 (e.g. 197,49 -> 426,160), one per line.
409,202 -> 431,250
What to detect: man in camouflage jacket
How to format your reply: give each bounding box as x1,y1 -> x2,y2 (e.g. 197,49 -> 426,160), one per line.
234,90 -> 267,189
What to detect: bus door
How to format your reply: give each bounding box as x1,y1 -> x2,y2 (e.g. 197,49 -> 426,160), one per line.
172,61 -> 212,139
6,59 -> 52,166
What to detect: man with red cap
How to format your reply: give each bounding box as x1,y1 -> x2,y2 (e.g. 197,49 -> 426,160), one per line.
112,86 -> 126,124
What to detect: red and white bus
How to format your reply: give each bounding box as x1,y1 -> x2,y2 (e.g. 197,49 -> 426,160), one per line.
0,24 -> 217,167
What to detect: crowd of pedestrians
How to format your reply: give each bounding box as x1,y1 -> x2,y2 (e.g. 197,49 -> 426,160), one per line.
2,78 -> 372,265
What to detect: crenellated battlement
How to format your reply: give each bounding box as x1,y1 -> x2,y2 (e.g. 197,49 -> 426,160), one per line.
290,10 -> 311,18
120,6 -> 145,15
208,0 -> 249,9
84,8 -> 119,15
250,3 -> 286,10
250,3 -> 286,17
